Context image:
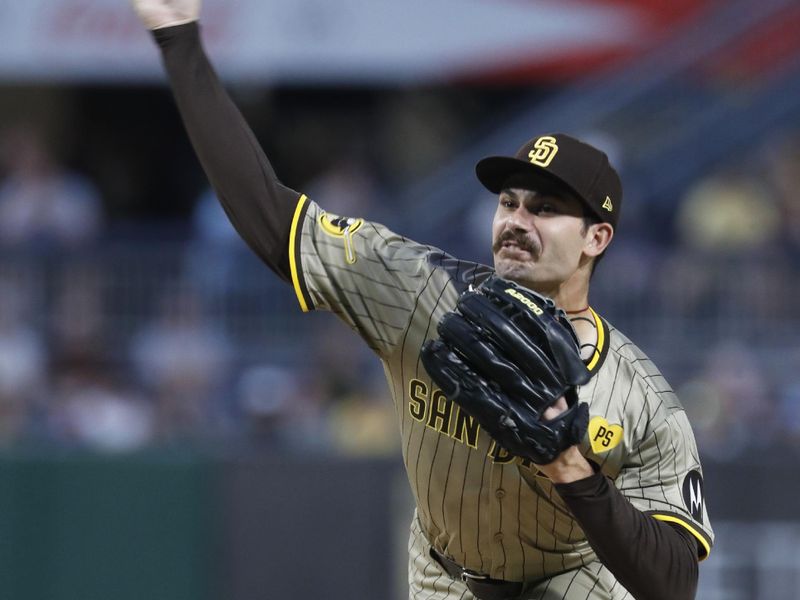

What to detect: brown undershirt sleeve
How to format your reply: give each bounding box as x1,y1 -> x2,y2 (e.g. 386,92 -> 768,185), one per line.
153,22 -> 299,281
555,471 -> 699,600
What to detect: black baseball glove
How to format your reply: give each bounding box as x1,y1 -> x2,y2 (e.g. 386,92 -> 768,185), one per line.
421,275 -> 591,464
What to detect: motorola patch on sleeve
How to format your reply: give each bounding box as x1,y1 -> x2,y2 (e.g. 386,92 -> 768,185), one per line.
682,470 -> 705,521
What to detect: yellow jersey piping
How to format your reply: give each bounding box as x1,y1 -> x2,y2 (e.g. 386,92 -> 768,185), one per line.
651,514 -> 711,560
289,194 -> 310,312
586,307 -> 605,371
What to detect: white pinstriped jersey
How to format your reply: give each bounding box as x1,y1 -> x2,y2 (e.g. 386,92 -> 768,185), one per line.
289,197 -> 713,586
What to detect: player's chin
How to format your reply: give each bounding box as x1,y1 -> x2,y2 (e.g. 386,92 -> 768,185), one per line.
493,257 -> 535,284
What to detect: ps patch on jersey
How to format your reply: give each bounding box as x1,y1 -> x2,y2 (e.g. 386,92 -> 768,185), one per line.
588,416 -> 623,453
318,212 -> 364,264
682,470 -> 705,521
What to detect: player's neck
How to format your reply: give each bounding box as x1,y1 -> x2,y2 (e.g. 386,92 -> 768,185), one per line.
548,273 -> 590,315
547,277 -> 597,360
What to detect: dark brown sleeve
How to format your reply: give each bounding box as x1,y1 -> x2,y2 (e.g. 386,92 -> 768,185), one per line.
555,471 -> 699,600
153,22 -> 299,282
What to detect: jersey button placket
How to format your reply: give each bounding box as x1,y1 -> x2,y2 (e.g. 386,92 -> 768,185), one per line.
489,465 -> 507,578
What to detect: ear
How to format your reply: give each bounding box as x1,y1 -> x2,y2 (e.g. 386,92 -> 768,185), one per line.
583,223 -> 614,258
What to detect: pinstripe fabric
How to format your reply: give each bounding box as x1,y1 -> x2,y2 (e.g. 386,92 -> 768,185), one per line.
410,513 -> 627,600
595,324 -> 714,556
296,200 -> 713,597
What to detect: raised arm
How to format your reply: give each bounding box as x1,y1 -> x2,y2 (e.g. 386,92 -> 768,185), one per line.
131,0 -> 300,281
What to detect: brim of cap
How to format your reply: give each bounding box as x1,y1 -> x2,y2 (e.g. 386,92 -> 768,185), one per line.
475,156 -> 580,199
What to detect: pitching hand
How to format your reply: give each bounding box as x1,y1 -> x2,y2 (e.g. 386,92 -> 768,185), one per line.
130,0 -> 201,30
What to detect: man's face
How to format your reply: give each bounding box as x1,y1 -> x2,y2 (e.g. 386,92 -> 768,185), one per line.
491,187 -> 590,292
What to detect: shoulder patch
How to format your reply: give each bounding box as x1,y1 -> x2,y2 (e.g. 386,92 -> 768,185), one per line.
682,470 -> 705,521
318,212 -> 364,264
319,212 -> 364,238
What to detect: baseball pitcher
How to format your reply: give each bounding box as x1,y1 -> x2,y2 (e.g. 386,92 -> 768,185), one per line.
130,2 -> 714,599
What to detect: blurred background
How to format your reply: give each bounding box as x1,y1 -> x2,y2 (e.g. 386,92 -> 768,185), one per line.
0,0 -> 799,598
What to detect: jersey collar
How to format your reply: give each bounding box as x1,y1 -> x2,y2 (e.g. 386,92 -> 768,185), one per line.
585,308 -> 610,374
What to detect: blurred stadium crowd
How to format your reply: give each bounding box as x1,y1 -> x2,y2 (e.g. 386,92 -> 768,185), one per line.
0,91 -> 798,462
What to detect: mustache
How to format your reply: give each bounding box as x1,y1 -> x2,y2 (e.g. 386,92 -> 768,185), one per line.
492,231 -> 538,255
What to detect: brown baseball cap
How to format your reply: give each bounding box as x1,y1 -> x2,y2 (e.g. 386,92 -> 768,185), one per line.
475,133 -> 622,228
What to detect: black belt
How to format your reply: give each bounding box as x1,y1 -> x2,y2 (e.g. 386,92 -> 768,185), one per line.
429,548 -> 525,600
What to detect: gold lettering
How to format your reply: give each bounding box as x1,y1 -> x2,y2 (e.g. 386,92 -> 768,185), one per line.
452,407 -> 480,449
488,441 -> 515,464
516,456 -> 534,469
427,390 -> 453,434
408,379 -> 427,422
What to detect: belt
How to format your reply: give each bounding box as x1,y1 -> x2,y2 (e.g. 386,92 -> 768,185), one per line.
429,548 -> 525,600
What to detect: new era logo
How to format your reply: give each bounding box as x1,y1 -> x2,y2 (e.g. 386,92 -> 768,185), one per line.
602,196 -> 613,212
